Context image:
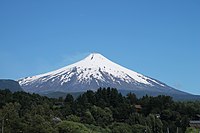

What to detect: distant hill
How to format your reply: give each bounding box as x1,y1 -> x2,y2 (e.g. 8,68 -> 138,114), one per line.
0,79 -> 23,92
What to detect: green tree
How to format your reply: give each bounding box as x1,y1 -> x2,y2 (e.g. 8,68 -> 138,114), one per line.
85,124 -> 111,133
56,120 -> 91,133
66,114 -> 81,122
91,106 -> 113,127
82,109 -> 95,124
85,90 -> 96,105
128,113 -> 145,125
126,92 -> 137,105
0,89 -> 13,108
185,127 -> 200,133
146,114 -> 163,133
64,94 -> 74,104
23,114 -> 55,133
110,122 -> 132,133
0,102 -> 22,133
132,124 -> 151,133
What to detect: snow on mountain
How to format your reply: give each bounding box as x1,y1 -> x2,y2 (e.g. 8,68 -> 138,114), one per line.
18,53 -> 186,96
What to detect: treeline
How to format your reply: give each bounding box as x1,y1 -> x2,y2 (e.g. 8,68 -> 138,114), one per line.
0,88 -> 200,133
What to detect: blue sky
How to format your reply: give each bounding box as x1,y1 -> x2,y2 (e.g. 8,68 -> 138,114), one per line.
0,0 -> 200,94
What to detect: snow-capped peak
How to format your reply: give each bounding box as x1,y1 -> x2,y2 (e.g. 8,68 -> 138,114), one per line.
19,53 -> 166,93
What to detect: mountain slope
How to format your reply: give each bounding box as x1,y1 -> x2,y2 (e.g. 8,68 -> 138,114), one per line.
0,79 -> 23,92
18,53 -> 191,98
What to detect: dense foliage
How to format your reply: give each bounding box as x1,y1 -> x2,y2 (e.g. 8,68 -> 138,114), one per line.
0,88 -> 200,133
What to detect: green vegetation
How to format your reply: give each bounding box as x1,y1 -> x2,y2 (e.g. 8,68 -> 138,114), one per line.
0,88 -> 200,133
185,127 -> 200,133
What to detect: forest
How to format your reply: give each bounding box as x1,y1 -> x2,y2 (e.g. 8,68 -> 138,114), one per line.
0,88 -> 200,133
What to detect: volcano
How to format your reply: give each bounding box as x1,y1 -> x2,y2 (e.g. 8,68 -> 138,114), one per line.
18,53 -> 197,99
